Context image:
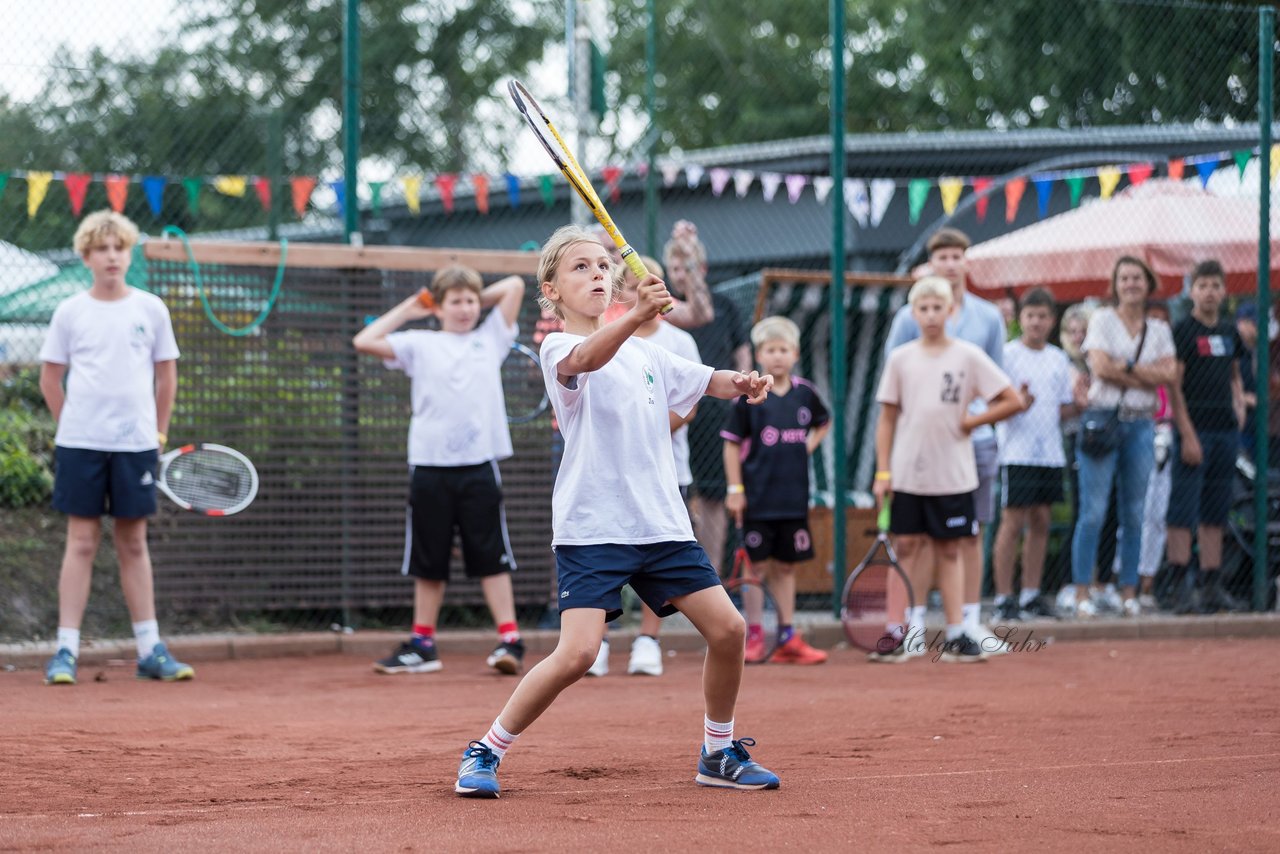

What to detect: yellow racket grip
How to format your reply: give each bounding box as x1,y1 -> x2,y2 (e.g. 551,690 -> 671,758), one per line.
620,245 -> 675,316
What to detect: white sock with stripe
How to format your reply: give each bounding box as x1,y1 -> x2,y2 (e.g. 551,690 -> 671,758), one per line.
1020,587 -> 1040,607
704,717 -> 734,753
962,603 -> 982,633
481,718 -> 519,758
133,620 -> 161,660
57,627 -> 81,658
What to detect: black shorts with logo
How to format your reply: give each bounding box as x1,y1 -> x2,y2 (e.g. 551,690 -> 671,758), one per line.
889,491 -> 977,540
742,517 -> 815,564
402,461 -> 516,581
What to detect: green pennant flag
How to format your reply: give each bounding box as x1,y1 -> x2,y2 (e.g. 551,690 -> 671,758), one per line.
1233,150 -> 1252,177
369,181 -> 386,217
1066,176 -> 1085,208
183,178 -> 203,216
539,174 -> 555,208
907,179 -> 930,225
0,171 -> 8,202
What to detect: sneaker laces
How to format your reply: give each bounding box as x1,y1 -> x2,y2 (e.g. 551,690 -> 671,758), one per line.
724,737 -> 757,762
463,741 -> 499,772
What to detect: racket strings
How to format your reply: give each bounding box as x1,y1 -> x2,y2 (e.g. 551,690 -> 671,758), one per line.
165,450 -> 254,510
502,346 -> 548,424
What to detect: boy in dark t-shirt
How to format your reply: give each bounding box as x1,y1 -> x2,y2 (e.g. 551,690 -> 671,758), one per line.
722,317 -> 831,664
1167,260 -> 1247,613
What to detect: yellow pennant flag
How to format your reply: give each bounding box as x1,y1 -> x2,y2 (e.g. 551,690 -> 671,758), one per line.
26,172 -> 53,219
938,177 -> 964,215
213,175 -> 247,197
1270,145 -> 1280,184
1097,166 -> 1122,200
402,175 -> 422,215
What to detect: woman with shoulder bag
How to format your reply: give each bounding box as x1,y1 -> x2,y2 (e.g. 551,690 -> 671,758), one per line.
1067,257 -> 1176,617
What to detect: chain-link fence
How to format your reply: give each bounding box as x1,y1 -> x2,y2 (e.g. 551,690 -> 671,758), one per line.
2,1 -> 1277,645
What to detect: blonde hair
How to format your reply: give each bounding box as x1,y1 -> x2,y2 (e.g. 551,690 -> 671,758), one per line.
74,210 -> 140,256
907,276 -> 954,307
536,224 -> 620,318
750,315 -> 800,349
430,264 -> 483,303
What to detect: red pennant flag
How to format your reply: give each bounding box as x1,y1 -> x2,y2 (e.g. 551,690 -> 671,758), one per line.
290,176 -> 317,217
1167,158 -> 1185,181
435,173 -> 457,213
1004,177 -> 1027,223
104,174 -> 129,212
254,177 -> 272,212
64,173 -> 92,216
472,174 -> 490,214
1127,163 -> 1154,187
601,165 -> 624,202
972,177 -> 993,222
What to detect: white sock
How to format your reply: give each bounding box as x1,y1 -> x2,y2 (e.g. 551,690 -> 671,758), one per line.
962,603 -> 982,631
907,605 -> 927,636
994,593 -> 1011,606
945,624 -> 965,641
704,716 -> 734,753
133,620 -> 161,660
481,718 -> 519,759
1020,587 -> 1040,607
57,627 -> 81,658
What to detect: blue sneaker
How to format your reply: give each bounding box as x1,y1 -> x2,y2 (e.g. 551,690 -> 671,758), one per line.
44,647 -> 78,685
136,642 -> 195,681
455,740 -> 501,798
695,738 -> 780,790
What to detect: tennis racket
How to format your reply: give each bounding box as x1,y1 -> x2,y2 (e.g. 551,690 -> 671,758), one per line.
841,503 -> 915,654
724,529 -> 780,664
158,443 -> 259,517
503,342 -> 549,424
507,78 -> 673,315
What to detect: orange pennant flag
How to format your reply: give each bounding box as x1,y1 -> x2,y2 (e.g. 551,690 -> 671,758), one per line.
472,174 -> 490,214
1167,158 -> 1185,181
290,176 -> 317,217
1004,178 -> 1027,223
104,174 -> 130,212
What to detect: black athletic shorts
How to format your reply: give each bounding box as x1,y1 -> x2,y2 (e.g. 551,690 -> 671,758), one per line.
402,461 -> 515,581
889,490 -> 978,540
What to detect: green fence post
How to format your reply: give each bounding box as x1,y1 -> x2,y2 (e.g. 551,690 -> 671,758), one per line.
1255,6 -> 1273,611
343,0 -> 361,245
829,0 -> 847,618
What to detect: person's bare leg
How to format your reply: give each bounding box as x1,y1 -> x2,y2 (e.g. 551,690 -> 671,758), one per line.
691,495 -> 728,575
490,609 -> 607,733
413,578 -> 447,627
993,508 -> 1025,598
1165,527 -> 1192,566
1197,524 -> 1224,572
480,573 -> 517,627
1022,505 -> 1052,591
57,516 -> 101,629
768,562 -> 796,626
936,539 -> 964,627
113,518 -> 156,623
961,529 -> 983,603
670,585 -> 745,723
638,602 -> 662,637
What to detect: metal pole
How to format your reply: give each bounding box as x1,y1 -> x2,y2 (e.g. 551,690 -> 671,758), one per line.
829,0 -> 848,617
568,1 -> 589,225
266,109 -> 283,242
645,0 -> 658,257
1255,6 -> 1273,611
342,0 -> 361,245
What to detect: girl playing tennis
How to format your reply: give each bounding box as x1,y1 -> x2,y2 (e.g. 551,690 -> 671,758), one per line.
455,225 -> 778,798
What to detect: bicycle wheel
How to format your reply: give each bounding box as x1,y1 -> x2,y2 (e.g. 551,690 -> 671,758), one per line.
723,577 -> 780,663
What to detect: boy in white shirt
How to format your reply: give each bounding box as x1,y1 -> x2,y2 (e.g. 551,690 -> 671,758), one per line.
39,210 -> 192,685
353,266 -> 526,676
993,288 -> 1076,622
454,225 -> 776,799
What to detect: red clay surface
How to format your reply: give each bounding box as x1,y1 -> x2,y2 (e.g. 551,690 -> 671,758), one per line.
2,637 -> 1278,852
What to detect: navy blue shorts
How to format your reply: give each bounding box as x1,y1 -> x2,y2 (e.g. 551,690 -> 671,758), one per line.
1167,429 -> 1237,528
554,541 -> 721,621
52,446 -> 158,519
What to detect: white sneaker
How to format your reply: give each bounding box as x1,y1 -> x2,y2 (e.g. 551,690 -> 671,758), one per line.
1075,598 -> 1099,619
586,638 -> 609,677
1122,597 -> 1142,617
1097,585 -> 1124,614
627,635 -> 663,676
973,624 -> 1011,656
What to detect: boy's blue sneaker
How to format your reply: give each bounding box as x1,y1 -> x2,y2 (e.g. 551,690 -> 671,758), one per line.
136,642 -> 195,681
695,738 -> 780,790
44,648 -> 78,685
455,741 -> 501,798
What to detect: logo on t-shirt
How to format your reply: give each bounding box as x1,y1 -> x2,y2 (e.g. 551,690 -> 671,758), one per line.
642,363 -> 655,404
941,371 -> 964,404
130,323 -> 149,350
1196,335 -> 1229,357
761,425 -> 780,446
796,406 -> 812,426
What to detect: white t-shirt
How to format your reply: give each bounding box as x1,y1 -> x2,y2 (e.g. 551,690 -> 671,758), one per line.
997,340 -> 1073,467
385,309 -> 518,466
643,322 -> 702,487
39,289 -> 180,452
540,332 -> 713,546
1080,308 -> 1175,416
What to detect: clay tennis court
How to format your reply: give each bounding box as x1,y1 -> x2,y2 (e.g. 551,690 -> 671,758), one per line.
2,636 -> 1277,852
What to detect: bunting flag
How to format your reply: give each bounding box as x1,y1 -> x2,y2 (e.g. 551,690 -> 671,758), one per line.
1097,166 -> 1121,200
1167,158 -> 1185,180
907,179 -> 930,225
104,174 -> 129,212
472,173 -> 490,214
812,175 -> 833,204
1033,176 -> 1053,218
213,175 -> 246,197
760,172 -> 782,202
435,174 -> 457,213
254,177 -> 273,213
1005,177 -> 1027,222
1233,149 -> 1252,177
330,180 -> 345,219
660,163 -> 681,187
291,176 -> 317,217
539,174 -> 554,208
1272,146 -> 1280,184
503,172 -> 520,209
142,176 -> 166,216
64,173 -> 92,217
869,179 -> 895,227
784,173 -> 806,204
684,164 -> 704,188
843,179 -> 868,227
1127,163 -> 1154,187
972,177 -> 993,222
732,169 -> 753,198
708,167 -> 731,197
938,177 -> 964,215
26,172 -> 53,219
368,181 -> 385,217
402,175 -> 421,215
1066,175 -> 1085,208
183,178 -> 202,216
1194,158 -> 1218,188
601,165 -> 623,202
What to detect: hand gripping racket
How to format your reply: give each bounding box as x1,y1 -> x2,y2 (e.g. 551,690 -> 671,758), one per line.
507,78 -> 673,315
158,443 -> 259,517
841,503 -> 915,654
724,528 -> 780,664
